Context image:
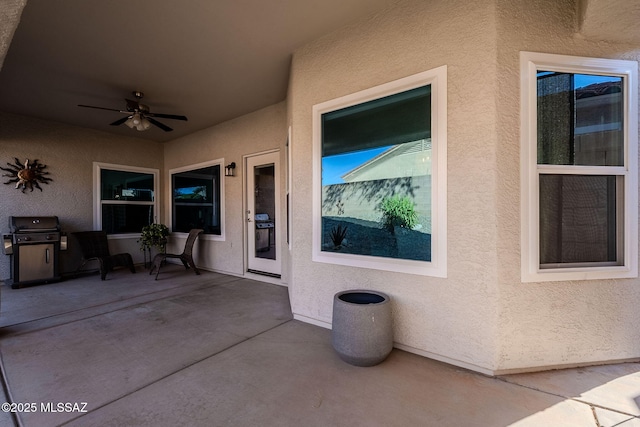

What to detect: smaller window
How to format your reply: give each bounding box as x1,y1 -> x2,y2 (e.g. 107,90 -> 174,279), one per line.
170,160 -> 224,237
94,163 -> 159,235
520,52 -> 638,282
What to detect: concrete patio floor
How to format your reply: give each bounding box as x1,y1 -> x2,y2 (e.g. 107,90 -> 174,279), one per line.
0,265 -> 639,426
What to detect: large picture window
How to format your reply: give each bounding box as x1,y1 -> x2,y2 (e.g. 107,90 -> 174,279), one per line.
94,163 -> 159,235
170,160 -> 223,237
312,67 -> 447,277
520,52 -> 638,282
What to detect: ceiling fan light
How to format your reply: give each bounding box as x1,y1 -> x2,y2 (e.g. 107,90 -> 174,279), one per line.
124,116 -> 135,129
123,113 -> 151,131
138,117 -> 152,131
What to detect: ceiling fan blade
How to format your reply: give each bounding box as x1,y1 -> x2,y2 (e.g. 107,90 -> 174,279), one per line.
78,104 -> 128,114
147,112 -> 188,121
110,116 -> 130,126
146,117 -> 173,132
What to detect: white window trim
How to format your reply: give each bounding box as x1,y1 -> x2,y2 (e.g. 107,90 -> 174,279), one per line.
287,126 -> 293,251
520,51 -> 638,282
93,162 -> 160,239
312,66 -> 448,277
168,158 -> 226,242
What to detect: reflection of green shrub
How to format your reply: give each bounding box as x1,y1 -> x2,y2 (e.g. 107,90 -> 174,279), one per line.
330,224 -> 348,248
380,196 -> 418,234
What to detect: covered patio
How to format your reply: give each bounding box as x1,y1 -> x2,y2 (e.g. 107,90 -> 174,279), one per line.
0,268 -> 638,426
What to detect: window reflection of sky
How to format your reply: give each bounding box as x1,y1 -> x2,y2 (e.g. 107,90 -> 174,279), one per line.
575,75 -> 619,88
322,146 -> 390,185
537,71 -> 620,89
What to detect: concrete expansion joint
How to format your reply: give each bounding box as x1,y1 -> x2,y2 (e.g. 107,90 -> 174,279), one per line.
497,375 -> 638,425
583,400 -> 638,425
0,276 -> 241,339
0,353 -> 19,427
495,375 -> 567,399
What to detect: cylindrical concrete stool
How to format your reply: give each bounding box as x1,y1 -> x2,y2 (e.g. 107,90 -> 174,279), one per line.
331,290 -> 393,367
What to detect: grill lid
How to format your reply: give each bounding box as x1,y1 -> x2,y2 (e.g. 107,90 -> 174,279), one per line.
9,216 -> 60,233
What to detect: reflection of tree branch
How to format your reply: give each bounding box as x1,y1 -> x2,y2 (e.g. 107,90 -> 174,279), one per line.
174,185 -> 208,200
193,186 -> 207,200
322,177 -> 420,213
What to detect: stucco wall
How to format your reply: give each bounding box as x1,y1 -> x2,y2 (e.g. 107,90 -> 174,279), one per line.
0,0 -> 26,71
289,0 -> 640,374
495,0 -> 640,372
0,111 -> 163,280
288,0 -> 501,373
163,102 -> 288,280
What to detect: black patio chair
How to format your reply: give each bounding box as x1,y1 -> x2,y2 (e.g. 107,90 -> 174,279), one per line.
149,229 -> 204,280
73,231 -> 136,280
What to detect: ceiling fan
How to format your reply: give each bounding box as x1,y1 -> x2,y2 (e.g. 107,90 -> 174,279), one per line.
78,91 -> 188,132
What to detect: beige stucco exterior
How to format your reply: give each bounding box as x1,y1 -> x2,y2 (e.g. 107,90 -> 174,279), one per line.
288,0 -> 500,373
1,0 -> 640,375
495,0 -> 640,372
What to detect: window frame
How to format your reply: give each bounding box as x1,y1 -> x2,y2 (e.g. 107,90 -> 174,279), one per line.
312,67 -> 448,277
93,162 -> 160,238
520,51 -> 638,282
169,159 -> 226,242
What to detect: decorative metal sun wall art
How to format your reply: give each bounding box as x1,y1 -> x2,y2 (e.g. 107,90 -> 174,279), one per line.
0,158 -> 53,192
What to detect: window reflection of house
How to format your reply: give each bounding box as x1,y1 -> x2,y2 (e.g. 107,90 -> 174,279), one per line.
324,139 -> 432,233
575,81 -> 623,166
341,139 -> 431,183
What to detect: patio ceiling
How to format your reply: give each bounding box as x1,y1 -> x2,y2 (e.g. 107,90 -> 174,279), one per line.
0,1 -> 638,144
0,0 -> 398,142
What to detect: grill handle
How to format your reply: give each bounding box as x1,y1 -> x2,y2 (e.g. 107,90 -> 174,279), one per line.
3,235 -> 12,255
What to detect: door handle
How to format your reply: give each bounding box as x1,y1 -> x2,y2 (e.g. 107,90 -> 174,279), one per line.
46,248 -> 50,264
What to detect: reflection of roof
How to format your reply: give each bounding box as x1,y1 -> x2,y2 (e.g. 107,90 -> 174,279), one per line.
341,146 -> 398,180
341,139 -> 431,181
575,81 -> 622,132
576,81 -> 621,99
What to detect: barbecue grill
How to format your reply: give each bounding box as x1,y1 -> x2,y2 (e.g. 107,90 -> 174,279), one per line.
254,213 -> 274,252
3,216 -> 67,288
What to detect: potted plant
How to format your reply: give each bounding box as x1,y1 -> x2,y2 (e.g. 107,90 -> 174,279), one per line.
139,223 -> 169,266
